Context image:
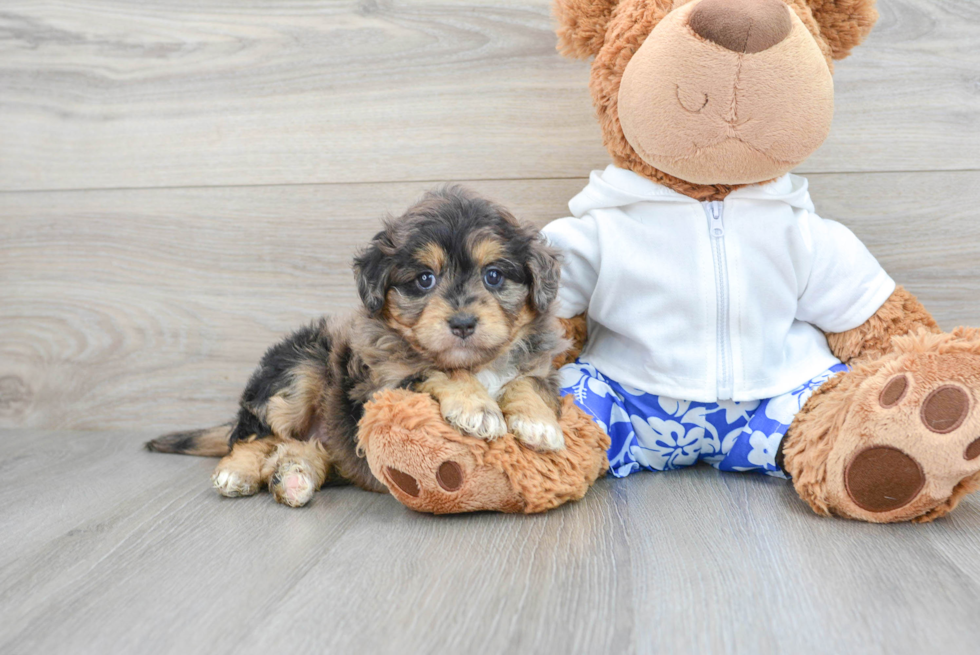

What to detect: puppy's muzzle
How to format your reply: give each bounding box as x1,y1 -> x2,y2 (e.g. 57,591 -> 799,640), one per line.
448,313 -> 478,339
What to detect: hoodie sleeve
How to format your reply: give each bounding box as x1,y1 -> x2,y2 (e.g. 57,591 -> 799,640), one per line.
796,211 -> 896,334
540,215 -> 600,319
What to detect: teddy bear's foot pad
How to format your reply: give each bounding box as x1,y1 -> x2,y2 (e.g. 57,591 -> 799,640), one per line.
435,461 -> 464,491
844,378 -> 976,513
844,446 -> 925,513
384,466 -> 421,497
384,461 -> 464,499
823,331 -> 980,522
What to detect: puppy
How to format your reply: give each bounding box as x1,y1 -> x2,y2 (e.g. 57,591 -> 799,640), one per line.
146,186 -> 569,507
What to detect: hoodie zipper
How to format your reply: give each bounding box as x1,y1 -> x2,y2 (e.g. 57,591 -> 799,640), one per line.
704,200 -> 734,400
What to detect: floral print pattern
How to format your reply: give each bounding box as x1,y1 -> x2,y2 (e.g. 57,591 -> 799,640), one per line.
559,361 -> 848,478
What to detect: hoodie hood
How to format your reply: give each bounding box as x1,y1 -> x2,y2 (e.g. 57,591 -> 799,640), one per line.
568,165 -> 815,217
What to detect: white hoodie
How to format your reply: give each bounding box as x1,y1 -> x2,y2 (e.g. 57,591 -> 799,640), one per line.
542,165 -> 895,403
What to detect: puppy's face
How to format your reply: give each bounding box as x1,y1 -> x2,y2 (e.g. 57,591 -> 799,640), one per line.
353,188 -> 560,370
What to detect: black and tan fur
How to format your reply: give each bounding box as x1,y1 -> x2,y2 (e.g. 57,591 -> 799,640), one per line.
146,187 -> 569,507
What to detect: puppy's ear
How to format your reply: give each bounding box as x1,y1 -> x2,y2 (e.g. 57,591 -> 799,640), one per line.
553,0 -> 622,59
353,224 -> 397,316
805,0 -> 878,60
525,235 -> 561,313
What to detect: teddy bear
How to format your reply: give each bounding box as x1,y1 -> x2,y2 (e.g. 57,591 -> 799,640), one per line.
357,0 -> 980,523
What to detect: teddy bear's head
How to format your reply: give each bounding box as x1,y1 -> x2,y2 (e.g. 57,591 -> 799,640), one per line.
555,0 -> 877,199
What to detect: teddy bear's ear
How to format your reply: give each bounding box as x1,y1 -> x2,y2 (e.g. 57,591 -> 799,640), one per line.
553,0 -> 622,59
806,0 -> 879,60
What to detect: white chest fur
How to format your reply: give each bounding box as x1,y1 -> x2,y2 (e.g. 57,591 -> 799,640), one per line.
476,364 -> 520,400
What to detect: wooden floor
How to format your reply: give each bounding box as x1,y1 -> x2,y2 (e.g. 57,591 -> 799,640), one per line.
2,1 -> 980,653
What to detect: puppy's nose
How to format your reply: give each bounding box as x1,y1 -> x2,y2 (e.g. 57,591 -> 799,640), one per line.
689,0 -> 791,54
448,313 -> 478,339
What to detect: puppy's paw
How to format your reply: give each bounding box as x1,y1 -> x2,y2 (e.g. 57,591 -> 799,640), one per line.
269,461 -> 317,508
211,467 -> 260,497
508,414 -> 565,452
441,397 -> 508,440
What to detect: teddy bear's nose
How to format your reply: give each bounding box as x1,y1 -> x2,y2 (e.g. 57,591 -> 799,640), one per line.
689,0 -> 792,54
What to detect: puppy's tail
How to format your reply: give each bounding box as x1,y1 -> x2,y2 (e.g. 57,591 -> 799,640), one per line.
145,423 -> 233,457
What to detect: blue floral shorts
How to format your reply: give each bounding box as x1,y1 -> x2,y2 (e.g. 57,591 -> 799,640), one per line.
559,361 -> 848,479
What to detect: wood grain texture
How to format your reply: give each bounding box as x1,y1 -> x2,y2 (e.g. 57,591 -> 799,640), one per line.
2,172 -> 979,432
1,0 -> 979,192
2,429 -> 980,655
0,178 -> 585,431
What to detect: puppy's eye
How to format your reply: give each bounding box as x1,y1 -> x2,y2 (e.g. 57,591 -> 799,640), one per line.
483,268 -> 504,289
416,271 -> 436,291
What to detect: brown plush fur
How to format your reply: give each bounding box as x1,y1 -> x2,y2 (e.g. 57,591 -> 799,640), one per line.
826,286 -> 941,366
559,0 -> 853,200
807,0 -> 878,60
553,0 -> 621,59
553,313 -> 588,368
548,0 -> 980,523
782,328 -> 980,522
359,389 -> 610,514
780,370 -> 856,517
590,0 -> 719,199
912,472 -> 980,524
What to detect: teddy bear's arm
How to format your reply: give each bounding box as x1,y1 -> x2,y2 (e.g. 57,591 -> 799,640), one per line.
824,286 -> 941,366
553,313 -> 589,368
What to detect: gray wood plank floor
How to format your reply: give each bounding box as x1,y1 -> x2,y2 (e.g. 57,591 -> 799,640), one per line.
2,0 -> 980,653
3,430 -> 980,655
2,0 -> 980,191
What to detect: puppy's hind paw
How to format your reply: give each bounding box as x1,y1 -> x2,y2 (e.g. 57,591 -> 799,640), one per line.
212,468 -> 260,497
508,416 -> 566,452
269,461 -> 317,508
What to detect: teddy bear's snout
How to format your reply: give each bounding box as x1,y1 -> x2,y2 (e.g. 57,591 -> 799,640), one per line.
688,0 -> 791,55
616,0 -> 833,185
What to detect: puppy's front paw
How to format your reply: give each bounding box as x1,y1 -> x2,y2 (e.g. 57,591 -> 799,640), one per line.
508,415 -> 565,452
441,397 -> 507,440
211,467 -> 260,497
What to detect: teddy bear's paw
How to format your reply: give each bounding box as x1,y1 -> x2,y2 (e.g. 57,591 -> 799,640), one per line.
507,414 -> 566,452
827,343 -> 980,522
269,460 -> 317,508
440,397 -> 508,441
383,460 -> 466,500
211,467 -> 260,498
